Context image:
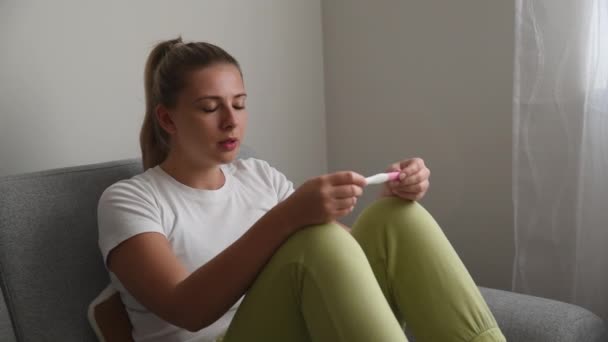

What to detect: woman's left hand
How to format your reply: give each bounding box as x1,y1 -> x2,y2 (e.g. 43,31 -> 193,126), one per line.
379,158 -> 431,201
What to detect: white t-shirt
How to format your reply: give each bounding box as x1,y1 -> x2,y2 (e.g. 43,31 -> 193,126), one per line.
97,157 -> 295,342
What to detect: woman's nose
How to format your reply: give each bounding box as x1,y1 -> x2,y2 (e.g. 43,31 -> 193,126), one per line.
221,107 -> 238,130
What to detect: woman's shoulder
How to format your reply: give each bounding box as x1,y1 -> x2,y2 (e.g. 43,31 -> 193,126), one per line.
98,168 -> 160,206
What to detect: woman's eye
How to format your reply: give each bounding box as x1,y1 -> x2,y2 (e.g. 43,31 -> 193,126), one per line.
201,107 -> 218,113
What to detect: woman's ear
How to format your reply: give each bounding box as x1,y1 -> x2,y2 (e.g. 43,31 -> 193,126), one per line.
155,104 -> 177,135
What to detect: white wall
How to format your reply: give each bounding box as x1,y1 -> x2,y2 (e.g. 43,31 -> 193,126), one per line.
322,0 -> 515,290
0,0 -> 327,185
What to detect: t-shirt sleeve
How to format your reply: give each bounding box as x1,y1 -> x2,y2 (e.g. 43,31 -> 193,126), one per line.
260,160 -> 295,202
97,180 -> 166,267
274,170 -> 295,202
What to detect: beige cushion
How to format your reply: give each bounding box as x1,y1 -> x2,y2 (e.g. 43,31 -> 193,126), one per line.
87,285 -> 133,342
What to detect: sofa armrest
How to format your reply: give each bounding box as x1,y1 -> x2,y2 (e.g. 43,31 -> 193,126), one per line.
479,286 -> 608,342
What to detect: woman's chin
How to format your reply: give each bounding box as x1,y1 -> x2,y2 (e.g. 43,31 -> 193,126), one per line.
216,150 -> 239,163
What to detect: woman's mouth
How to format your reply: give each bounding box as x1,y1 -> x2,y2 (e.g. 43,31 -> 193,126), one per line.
218,138 -> 238,151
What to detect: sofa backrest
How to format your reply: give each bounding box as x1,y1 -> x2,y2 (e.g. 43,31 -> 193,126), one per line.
0,146 -> 255,341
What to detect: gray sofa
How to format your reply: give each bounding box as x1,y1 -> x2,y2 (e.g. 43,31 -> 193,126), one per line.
0,148 -> 606,341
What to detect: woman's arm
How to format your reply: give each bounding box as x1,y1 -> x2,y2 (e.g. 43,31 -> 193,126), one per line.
107,170 -> 365,332
107,199 -> 299,332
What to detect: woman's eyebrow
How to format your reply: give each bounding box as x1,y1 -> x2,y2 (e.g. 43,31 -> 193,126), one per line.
193,93 -> 247,104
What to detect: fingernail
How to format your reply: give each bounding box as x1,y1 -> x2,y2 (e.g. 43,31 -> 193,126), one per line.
399,173 -> 406,181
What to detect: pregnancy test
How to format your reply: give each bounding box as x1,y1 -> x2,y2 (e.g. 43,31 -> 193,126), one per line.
365,171 -> 401,185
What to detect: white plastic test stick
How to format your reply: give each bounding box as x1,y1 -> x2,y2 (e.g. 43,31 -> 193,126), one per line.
364,171 -> 400,185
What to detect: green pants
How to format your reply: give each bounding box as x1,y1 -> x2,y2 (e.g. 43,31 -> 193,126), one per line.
222,198 -> 505,342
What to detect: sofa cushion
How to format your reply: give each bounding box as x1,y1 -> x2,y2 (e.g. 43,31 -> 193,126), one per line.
480,287 -> 608,342
0,159 -> 143,341
87,285 -> 132,342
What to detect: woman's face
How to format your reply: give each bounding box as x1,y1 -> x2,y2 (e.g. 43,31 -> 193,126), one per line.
162,63 -> 248,168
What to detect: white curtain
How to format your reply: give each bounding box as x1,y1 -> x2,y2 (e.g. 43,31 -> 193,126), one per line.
513,0 -> 608,320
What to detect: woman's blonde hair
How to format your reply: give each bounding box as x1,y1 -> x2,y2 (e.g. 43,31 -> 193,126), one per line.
140,37 -> 241,170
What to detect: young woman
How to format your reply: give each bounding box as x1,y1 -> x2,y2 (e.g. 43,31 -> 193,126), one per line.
97,37 -> 505,342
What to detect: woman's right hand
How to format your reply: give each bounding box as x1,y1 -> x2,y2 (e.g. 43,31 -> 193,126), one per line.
283,171 -> 367,231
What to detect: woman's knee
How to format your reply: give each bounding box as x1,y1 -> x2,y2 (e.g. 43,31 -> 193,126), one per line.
352,197 -> 437,237
277,222 -> 366,265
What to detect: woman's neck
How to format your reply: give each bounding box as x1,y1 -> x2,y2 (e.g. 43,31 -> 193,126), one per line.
159,153 -> 225,190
